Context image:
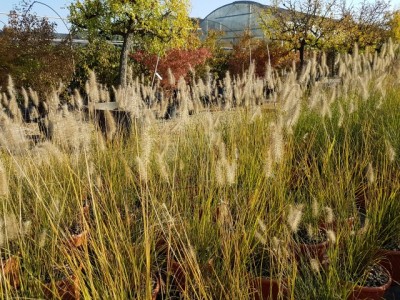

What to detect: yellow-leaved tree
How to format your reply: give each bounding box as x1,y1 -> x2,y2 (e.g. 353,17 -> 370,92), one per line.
389,10 -> 400,42
69,0 -> 193,87
259,0 -> 341,72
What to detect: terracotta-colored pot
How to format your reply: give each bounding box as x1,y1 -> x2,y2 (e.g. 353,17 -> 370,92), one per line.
170,261 -> 186,292
296,239 -> 329,262
152,275 -> 160,300
1,256 -> 20,289
320,217 -> 356,232
379,249 -> 400,283
43,274 -> 80,300
250,277 -> 288,300
348,266 -> 392,300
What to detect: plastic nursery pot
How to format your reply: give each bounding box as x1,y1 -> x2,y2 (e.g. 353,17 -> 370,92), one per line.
43,274 -> 80,300
320,217 -> 356,232
151,275 -> 161,300
348,265 -> 392,300
170,260 -> 186,293
0,256 -> 20,289
250,277 -> 288,300
379,249 -> 400,283
295,239 -> 329,263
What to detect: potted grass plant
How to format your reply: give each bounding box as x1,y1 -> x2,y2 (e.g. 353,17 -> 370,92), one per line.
287,202 -> 330,263
336,218 -> 392,300
248,219 -> 292,300
371,182 -> 400,284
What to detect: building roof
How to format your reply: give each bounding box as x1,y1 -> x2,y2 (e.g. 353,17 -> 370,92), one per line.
199,1 -> 269,44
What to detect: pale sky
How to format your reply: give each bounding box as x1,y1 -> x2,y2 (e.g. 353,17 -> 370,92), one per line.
0,0 -> 398,33
0,0 -> 244,33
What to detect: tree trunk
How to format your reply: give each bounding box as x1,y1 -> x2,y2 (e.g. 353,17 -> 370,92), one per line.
118,33 -> 132,87
299,39 -> 306,72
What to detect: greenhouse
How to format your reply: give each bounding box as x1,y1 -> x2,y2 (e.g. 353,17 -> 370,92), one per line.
199,1 -> 268,46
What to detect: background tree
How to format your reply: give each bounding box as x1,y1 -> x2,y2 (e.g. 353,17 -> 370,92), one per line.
0,9 -> 74,95
260,0 -> 341,71
195,30 -> 230,81
72,37 -> 120,89
340,0 -> 392,52
69,0 -> 193,87
389,10 -> 400,42
227,32 -> 297,77
131,47 -> 211,87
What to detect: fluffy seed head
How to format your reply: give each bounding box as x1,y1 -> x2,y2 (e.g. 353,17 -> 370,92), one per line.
156,153 -> 169,182
324,206 -> 334,224
215,160 -> 225,186
310,258 -> 320,274
0,159 -> 9,197
312,199 -> 320,218
136,156 -> 148,183
326,229 -> 336,244
385,139 -> 396,162
307,223 -> 315,238
255,230 -> 267,245
366,163 -> 375,184
287,204 -> 303,233
226,161 -> 236,185
257,218 -> 267,234
264,149 -> 274,178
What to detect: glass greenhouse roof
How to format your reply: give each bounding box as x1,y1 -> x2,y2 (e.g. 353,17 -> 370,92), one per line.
199,1 -> 268,45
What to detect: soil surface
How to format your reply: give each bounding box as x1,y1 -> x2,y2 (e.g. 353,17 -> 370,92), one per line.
362,264 -> 390,288
294,227 -> 327,245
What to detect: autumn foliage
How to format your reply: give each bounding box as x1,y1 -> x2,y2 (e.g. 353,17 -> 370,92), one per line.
228,33 -> 297,77
0,11 -> 74,95
131,47 -> 211,86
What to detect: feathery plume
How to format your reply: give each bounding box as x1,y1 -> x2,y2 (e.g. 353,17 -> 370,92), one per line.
156,153 -> 169,182
136,156 -> 148,183
29,87 -> 39,107
226,161 -> 237,186
0,159 -> 9,197
255,230 -> 267,245
310,258 -> 320,274
270,120 -> 284,163
324,206 -> 334,224
74,89 -> 83,110
215,160 -> 225,186
312,199 -> 320,218
0,213 -> 19,242
104,110 -> 117,141
167,68 -> 176,87
287,204 -> 304,233
87,70 -> 100,103
264,148 -> 274,178
326,229 -> 336,244
217,200 -> 233,230
338,102 -> 344,128
257,218 -> 267,234
366,163 -> 375,184
385,139 -> 396,162
38,229 -> 47,248
21,87 -> 29,109
307,223 -> 315,238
